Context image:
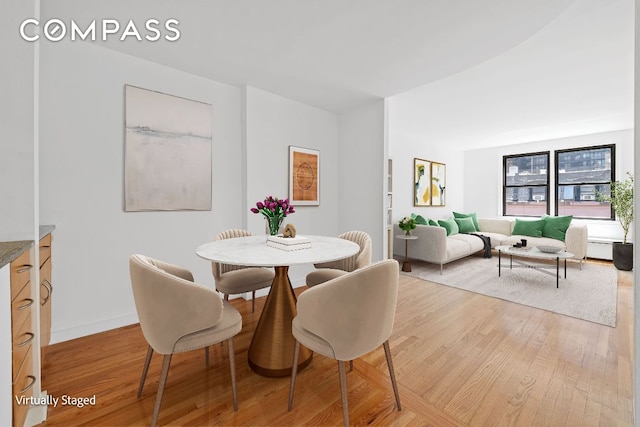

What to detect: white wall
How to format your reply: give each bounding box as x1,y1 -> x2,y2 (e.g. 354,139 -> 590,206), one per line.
338,100 -> 386,261
245,86 -> 340,287
0,0 -> 37,242
39,40 -> 244,343
388,130 -> 466,225
463,129 -> 634,240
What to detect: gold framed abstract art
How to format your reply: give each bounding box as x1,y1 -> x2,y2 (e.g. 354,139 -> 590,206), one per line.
431,161 -> 446,206
289,146 -> 319,206
414,158 -> 431,206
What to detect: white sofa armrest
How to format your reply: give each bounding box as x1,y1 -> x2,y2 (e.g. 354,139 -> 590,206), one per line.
394,224 -> 447,264
565,224 -> 588,260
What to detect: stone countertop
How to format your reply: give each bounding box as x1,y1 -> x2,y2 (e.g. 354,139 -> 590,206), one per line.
0,225 -> 56,269
40,224 -> 55,240
0,240 -> 34,270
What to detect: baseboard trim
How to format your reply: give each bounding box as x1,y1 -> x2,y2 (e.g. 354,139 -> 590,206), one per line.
50,313 -> 139,345
49,276 -> 307,344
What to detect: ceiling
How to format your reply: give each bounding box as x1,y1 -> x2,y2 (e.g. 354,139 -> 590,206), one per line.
41,0 -> 634,149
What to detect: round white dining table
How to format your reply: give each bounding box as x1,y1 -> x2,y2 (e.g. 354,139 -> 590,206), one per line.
196,235 -> 359,377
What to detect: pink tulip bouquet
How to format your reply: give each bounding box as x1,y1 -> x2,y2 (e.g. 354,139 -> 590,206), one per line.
251,196 -> 295,235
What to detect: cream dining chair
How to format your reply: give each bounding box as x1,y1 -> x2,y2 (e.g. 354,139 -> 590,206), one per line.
305,230 -> 372,287
288,259 -> 402,427
129,254 -> 242,427
212,229 -> 275,312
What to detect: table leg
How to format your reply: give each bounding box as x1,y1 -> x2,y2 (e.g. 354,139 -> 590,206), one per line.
248,266 -> 312,377
556,257 -> 559,289
498,249 -> 501,277
564,259 -> 567,278
402,240 -> 411,272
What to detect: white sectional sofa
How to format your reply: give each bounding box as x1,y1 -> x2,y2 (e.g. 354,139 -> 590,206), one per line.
394,217 -> 588,273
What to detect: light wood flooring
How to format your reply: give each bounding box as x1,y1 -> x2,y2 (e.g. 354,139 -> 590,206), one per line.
39,260 -> 633,426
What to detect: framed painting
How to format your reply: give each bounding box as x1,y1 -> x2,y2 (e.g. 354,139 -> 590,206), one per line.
289,146 -> 320,205
414,158 -> 431,206
431,161 -> 446,206
124,85 -> 212,211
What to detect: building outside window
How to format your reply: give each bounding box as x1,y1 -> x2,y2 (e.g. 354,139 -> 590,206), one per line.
555,144 -> 615,219
503,152 -> 550,216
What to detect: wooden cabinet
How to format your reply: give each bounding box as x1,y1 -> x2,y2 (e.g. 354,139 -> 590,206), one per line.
10,249 -> 36,427
39,234 -> 52,351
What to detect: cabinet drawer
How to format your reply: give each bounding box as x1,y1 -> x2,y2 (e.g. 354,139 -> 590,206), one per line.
11,282 -> 35,337
39,234 -> 52,267
12,346 -> 34,427
40,258 -> 52,348
10,251 -> 32,301
12,317 -> 35,383
11,281 -> 33,339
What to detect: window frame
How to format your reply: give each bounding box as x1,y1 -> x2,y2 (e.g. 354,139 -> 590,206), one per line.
554,144 -> 615,220
502,151 -> 550,217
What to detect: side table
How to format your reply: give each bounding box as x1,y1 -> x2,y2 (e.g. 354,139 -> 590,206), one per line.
396,234 -> 418,272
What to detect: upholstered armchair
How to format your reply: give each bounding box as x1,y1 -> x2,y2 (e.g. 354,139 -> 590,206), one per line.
288,259 -> 401,426
212,229 -> 275,312
305,230 -> 372,287
129,254 -> 242,427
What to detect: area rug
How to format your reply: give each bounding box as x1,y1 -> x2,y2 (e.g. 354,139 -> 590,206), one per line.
400,255 -> 618,327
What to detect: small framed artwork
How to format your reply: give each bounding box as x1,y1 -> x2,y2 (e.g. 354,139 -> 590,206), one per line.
289,146 -> 320,205
414,158 -> 431,206
431,162 -> 446,206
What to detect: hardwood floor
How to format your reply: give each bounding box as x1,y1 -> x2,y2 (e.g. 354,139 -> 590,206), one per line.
40,261 -> 633,426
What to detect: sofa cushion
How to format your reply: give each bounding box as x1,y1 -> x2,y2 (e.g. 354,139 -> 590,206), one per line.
428,219 -> 438,226
503,235 -> 566,250
542,215 -> 573,241
478,218 -> 513,235
453,211 -> 479,231
512,218 -> 545,237
411,213 -> 428,225
478,232 -> 510,248
454,217 -> 476,233
438,217 -> 459,236
450,234 -> 485,252
446,238 -> 474,260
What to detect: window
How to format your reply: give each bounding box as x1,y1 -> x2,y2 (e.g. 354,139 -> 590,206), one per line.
503,152 -> 549,216
555,144 -> 614,219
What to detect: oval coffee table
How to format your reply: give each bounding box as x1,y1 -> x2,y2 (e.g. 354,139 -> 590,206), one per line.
496,245 -> 574,289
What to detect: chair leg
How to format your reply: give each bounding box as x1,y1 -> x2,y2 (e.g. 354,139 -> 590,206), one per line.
205,346 -> 210,366
221,295 -> 229,348
252,290 -> 256,313
227,338 -> 238,411
349,360 -> 353,372
138,345 -> 154,398
151,354 -> 172,427
338,360 -> 349,427
383,341 -> 402,411
287,340 -> 301,411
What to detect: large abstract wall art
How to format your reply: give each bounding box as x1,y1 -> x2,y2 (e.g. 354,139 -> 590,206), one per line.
124,85 -> 212,211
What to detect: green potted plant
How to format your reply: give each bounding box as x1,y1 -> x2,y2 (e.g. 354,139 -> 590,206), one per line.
597,172 -> 634,270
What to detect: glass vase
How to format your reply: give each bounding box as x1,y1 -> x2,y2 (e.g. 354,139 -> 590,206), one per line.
404,229 -> 411,236
266,216 -> 284,236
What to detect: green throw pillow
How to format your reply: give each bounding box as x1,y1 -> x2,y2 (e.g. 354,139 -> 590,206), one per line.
542,215 -> 573,241
412,214 -> 428,225
453,211 -> 479,231
454,217 -> 476,234
512,218 -> 545,238
438,217 -> 459,236
428,219 -> 439,226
